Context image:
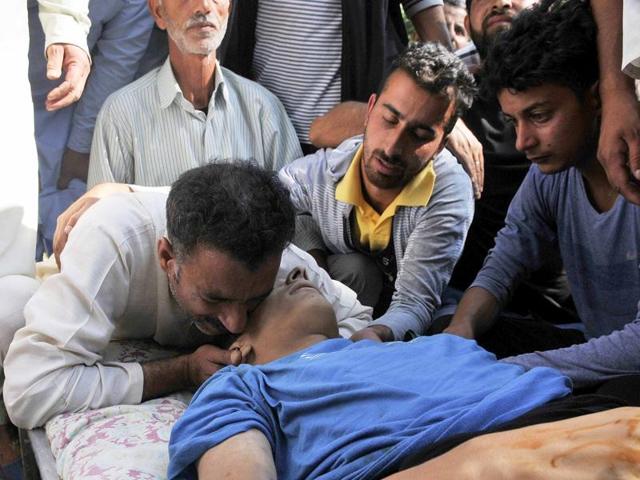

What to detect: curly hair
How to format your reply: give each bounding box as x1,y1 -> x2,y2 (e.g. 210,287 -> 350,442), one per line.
166,162 -> 295,270
383,42 -> 477,133
482,0 -> 598,100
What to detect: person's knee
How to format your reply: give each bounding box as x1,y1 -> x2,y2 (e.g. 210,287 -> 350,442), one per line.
327,253 -> 383,307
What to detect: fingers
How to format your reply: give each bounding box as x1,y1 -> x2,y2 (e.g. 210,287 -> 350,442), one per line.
45,44 -> 64,80
53,197 -> 99,267
627,127 -> 640,182
598,140 -> 640,206
45,44 -> 90,111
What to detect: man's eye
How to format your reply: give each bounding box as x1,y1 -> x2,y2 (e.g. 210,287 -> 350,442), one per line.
529,111 -> 551,123
383,116 -> 399,125
412,130 -> 434,142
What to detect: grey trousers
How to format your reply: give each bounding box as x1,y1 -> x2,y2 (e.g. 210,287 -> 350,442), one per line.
326,252 -> 383,308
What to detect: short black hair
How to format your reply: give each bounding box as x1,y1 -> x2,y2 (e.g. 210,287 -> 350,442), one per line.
482,0 -> 598,100
166,162 -> 295,270
382,42 -> 476,134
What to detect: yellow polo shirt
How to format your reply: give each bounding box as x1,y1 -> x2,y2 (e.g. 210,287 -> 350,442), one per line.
335,145 -> 436,252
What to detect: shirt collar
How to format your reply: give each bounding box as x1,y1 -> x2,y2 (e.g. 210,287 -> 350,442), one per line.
157,56 -> 229,110
336,145 -> 437,209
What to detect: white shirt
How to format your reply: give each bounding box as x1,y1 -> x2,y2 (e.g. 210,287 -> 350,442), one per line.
623,0 -> 640,78
3,192 -> 371,429
87,58 -> 302,187
38,0 -> 91,57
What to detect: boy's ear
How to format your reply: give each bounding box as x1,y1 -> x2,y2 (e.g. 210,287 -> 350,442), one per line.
229,342 -> 253,365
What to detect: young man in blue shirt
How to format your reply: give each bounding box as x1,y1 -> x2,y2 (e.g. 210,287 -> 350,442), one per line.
447,0 -> 640,391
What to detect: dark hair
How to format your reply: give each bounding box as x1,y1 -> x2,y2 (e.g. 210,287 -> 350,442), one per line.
166,162 -> 295,270
482,0 -> 598,100
383,42 -> 476,134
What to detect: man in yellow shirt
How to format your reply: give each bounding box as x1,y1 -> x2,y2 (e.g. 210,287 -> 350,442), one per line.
279,42 -> 475,342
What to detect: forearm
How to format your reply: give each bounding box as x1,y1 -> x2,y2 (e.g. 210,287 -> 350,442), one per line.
447,287 -> 500,339
411,5 -> 453,50
591,0 -> 634,93
503,319 -> 640,388
309,102 -> 367,148
141,354 -> 192,401
197,429 -> 276,480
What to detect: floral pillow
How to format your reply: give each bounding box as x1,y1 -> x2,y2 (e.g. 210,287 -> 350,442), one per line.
45,340 -> 192,480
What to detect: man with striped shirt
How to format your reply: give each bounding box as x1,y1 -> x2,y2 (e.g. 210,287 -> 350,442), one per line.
279,43 -> 475,342
220,0 -> 452,153
86,0 -> 302,188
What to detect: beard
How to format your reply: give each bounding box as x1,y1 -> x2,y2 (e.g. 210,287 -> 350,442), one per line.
166,11 -> 228,56
167,268 -> 231,336
470,8 -> 514,58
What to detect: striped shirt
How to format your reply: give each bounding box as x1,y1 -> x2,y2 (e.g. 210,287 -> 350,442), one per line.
252,0 -> 441,144
88,57 -> 302,187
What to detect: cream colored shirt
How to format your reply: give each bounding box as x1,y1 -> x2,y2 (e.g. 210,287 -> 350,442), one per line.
3,192 -> 371,429
38,0 -> 90,58
623,0 -> 640,78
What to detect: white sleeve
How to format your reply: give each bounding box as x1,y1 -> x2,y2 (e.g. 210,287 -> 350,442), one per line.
278,245 -> 372,337
3,202 -> 145,429
38,0 -> 90,58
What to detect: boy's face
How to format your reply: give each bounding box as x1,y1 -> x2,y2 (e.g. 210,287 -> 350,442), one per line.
229,268 -> 338,365
497,84 -> 599,174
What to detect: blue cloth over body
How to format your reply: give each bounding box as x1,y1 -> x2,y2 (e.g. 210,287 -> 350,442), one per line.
168,335 -> 570,479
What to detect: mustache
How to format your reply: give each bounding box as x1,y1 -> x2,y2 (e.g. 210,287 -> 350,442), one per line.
482,7 -> 514,30
373,149 -> 404,167
192,315 -> 232,336
185,13 -> 219,29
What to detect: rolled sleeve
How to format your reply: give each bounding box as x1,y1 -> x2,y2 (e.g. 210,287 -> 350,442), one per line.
38,0 -> 90,58
402,0 -> 443,17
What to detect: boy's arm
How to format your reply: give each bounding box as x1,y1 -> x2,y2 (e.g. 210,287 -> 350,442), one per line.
446,168 -> 557,339
445,287 -> 501,339
197,429 -> 276,480
503,317 -> 640,389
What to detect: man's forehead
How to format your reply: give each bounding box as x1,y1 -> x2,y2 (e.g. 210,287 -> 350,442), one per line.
183,248 -> 280,301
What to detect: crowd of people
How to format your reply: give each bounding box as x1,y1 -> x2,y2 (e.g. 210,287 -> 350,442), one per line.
1,0 -> 640,478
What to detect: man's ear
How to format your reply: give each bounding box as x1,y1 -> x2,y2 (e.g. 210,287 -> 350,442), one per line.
157,236 -> 175,273
147,0 -> 166,30
364,93 -> 378,129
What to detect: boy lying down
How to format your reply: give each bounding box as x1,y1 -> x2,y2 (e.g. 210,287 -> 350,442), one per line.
168,267 -> 627,479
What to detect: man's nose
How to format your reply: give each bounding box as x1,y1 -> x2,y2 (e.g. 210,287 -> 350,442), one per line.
193,0 -> 214,15
383,128 -> 404,158
217,303 -> 248,335
286,267 -> 308,285
491,0 -> 513,11
515,122 -> 537,153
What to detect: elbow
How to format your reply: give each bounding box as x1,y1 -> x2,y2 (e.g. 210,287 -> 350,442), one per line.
4,386 -> 53,429
308,116 -> 328,148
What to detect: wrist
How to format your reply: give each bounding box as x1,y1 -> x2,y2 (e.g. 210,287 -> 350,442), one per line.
369,324 -> 394,342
